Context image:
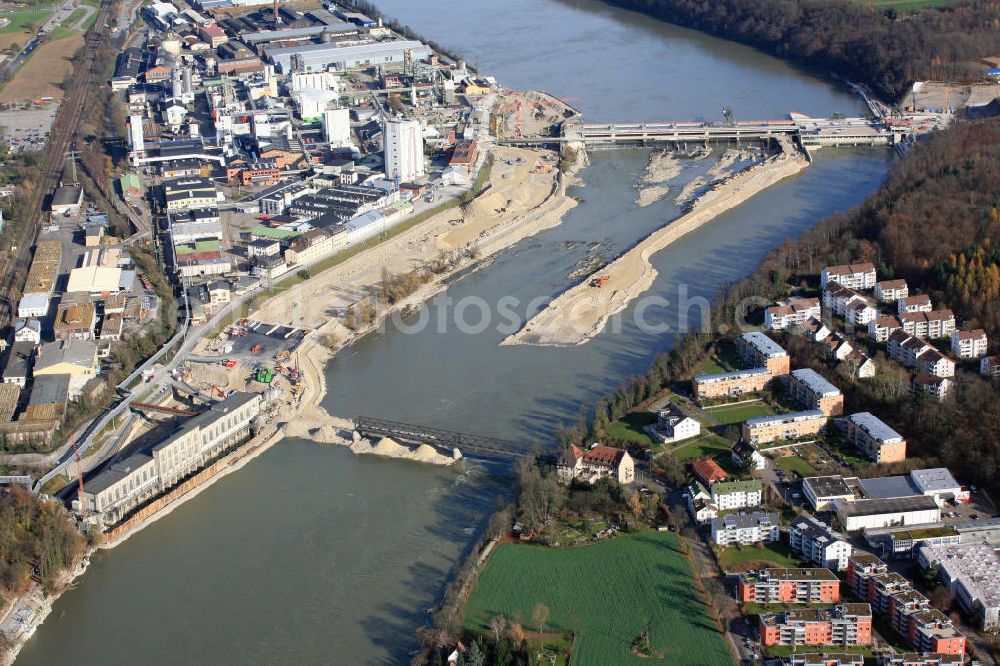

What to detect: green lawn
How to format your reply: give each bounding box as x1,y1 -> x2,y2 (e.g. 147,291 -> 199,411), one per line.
465,532 -> 732,666
672,433 -> 733,463
605,412 -> 656,446
0,10 -> 51,34
775,455 -> 818,479
695,356 -> 727,375
717,542 -> 800,572
703,401 -> 775,425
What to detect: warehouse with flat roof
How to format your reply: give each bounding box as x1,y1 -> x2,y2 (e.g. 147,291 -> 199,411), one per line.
266,39 -> 431,73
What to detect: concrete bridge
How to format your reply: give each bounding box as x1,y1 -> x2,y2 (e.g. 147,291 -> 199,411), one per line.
498,114 -> 908,149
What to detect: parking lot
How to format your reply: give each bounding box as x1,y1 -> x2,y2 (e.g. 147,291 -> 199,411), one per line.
0,103 -> 58,152
223,320 -> 308,365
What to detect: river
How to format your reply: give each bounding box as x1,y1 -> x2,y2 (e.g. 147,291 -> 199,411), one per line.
17,1 -> 891,664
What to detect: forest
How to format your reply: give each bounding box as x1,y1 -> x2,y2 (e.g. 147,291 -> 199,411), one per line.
0,487 -> 85,605
603,0 -> 1000,101
585,117 -> 1000,496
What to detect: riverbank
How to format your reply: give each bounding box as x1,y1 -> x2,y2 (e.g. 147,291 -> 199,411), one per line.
502,136 -> 808,347
0,422 -> 287,665
251,142 -> 586,440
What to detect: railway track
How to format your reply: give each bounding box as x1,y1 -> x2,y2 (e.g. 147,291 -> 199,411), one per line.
0,0 -> 115,328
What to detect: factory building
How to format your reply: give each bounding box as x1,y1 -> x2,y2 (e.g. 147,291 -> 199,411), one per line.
266,39 -> 431,74
383,118 -> 424,183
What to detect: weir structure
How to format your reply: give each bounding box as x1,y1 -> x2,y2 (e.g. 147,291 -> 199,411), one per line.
354,416 -> 527,460
500,114 -> 909,149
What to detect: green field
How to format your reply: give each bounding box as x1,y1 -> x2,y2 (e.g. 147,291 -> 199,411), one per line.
605,412 -> 656,446
0,10 -> 51,34
718,542 -> 800,572
672,433 -> 733,463
465,532 -> 733,665
703,401 -> 775,425
695,356 -> 727,375
775,455 -> 818,478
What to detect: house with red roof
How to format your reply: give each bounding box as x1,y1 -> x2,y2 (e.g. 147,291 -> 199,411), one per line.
556,444 -> 634,484
691,458 -> 728,487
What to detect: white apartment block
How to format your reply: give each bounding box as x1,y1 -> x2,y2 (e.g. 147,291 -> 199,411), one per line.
951,329 -> 987,359
711,511 -> 780,547
868,315 -> 902,343
821,263 -> 877,290
765,297 -> 821,331
710,480 -> 763,511
897,294 -> 932,314
789,516 -> 854,571
875,279 -> 908,303
900,310 -> 955,340
981,356 -> 1000,378
915,349 -> 955,379
823,285 -> 877,326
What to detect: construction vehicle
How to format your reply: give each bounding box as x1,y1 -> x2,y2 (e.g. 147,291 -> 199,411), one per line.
222,359 -> 237,369
250,343 -> 262,353
211,384 -> 227,399
589,274 -> 610,288
255,367 -> 275,383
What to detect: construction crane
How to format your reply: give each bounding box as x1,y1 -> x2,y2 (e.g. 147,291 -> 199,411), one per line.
722,106 -> 734,126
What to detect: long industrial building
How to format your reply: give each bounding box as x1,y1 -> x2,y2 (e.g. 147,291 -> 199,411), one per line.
265,40 -> 431,73
82,393 -> 263,524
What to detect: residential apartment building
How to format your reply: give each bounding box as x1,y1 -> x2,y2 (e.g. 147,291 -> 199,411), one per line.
915,350 -> 955,379
789,516 -> 854,571
709,479 -> 762,511
765,297 -> 821,331
710,511 -> 779,546
900,310 -> 956,340
951,329 -> 987,359
82,393 -> 263,523
788,368 -> 844,416
897,294 -> 932,314
693,368 -> 772,400
742,409 -> 827,445
759,604 -> 872,648
869,315 -> 902,343
821,263 -> 877,290
823,284 -> 877,326
738,568 -> 841,604
875,279 -> 908,303
655,402 -> 700,443
913,374 -> 952,401
843,412 -> 907,464
888,331 -> 932,367
847,552 -> 966,658
981,355 -> 1000,378
738,332 -> 791,375
918,543 -> 1000,631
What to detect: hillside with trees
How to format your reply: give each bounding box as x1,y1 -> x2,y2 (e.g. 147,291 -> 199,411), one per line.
585,117 -> 1000,495
0,487 -> 85,603
604,0 -> 1000,101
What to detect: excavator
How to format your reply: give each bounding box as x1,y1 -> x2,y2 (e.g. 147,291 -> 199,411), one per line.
589,274 -> 610,288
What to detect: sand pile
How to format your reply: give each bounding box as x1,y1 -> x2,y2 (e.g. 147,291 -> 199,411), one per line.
373,436 -> 408,456
348,435 -> 459,466
674,177 -> 707,205
707,149 -> 740,178
503,137 -> 809,347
